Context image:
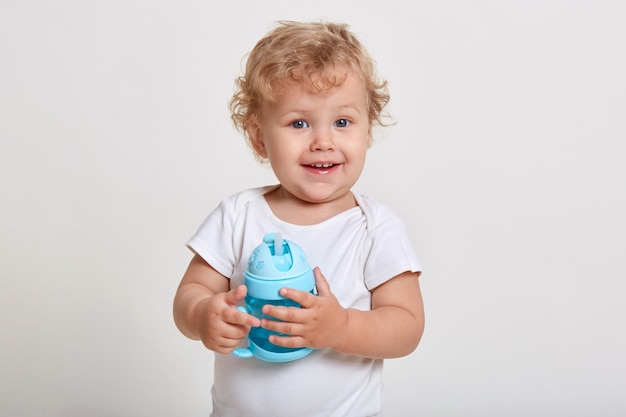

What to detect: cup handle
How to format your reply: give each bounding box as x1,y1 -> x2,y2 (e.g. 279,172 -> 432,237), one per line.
232,306 -> 253,358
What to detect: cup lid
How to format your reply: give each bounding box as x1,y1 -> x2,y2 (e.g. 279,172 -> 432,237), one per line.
246,233 -> 311,280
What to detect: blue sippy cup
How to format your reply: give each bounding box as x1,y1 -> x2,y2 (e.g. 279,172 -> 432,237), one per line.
233,232 -> 315,362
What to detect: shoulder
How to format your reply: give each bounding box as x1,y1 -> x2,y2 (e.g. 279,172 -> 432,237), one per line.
353,192 -> 405,229
219,185 -> 279,212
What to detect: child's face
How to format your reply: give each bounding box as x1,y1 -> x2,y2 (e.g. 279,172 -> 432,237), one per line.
253,70 -> 371,206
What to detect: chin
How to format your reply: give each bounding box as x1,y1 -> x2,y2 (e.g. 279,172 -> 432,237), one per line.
300,188 -> 352,205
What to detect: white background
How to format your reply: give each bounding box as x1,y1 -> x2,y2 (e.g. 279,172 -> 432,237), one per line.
1,1 -> 625,416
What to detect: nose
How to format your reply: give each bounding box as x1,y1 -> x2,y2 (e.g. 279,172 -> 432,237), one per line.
310,127 -> 335,152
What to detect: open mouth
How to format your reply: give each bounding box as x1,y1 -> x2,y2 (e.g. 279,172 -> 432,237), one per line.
305,163 -> 339,175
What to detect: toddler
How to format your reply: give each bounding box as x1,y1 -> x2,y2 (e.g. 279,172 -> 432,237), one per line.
173,20 -> 425,417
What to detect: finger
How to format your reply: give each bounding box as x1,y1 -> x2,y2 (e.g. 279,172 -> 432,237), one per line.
212,336 -> 246,353
313,267 -> 332,297
223,285 -> 248,306
277,286 -> 314,308
261,316 -> 302,335
215,323 -> 250,342
224,303 -> 260,327
268,334 -> 306,349
261,302 -> 303,323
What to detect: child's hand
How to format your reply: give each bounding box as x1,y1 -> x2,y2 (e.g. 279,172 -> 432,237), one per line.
195,285 -> 260,354
260,267 -> 348,350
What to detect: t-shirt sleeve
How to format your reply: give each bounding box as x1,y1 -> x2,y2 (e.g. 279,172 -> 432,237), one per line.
186,199 -> 238,279
363,206 -> 422,290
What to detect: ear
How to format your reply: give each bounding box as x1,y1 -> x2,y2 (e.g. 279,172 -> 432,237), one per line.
247,115 -> 268,159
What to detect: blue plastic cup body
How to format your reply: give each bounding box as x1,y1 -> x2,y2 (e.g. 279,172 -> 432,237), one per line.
246,295 -> 312,355
232,272 -> 315,361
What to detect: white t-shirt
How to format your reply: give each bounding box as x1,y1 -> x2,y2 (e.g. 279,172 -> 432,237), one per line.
187,186 -> 421,417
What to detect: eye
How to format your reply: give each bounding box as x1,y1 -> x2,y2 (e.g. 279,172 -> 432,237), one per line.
291,120 -> 309,129
335,118 -> 350,128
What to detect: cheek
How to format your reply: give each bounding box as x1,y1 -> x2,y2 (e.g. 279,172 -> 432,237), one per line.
266,138 -> 299,161
348,142 -> 369,164
265,146 -> 293,173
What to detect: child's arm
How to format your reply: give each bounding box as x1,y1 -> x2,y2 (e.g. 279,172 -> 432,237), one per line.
260,267 -> 424,359
173,254 -> 261,353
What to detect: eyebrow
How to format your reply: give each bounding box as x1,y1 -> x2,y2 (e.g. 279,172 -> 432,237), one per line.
279,104 -> 363,117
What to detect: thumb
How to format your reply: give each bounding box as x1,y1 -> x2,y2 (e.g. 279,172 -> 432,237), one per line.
223,284 -> 248,306
224,285 -> 260,328
313,267 -> 332,297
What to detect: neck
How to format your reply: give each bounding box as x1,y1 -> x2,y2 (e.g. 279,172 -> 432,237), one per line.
264,186 -> 357,225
